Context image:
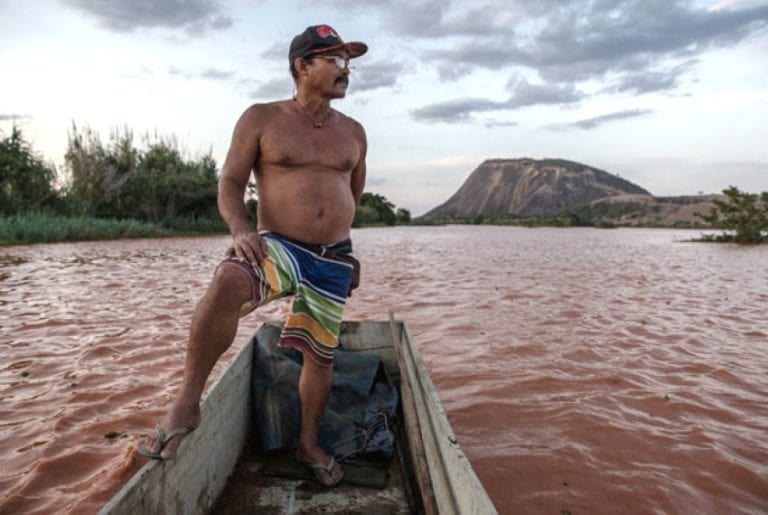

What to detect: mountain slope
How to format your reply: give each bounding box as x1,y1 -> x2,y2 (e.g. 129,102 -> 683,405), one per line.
421,158 -> 651,219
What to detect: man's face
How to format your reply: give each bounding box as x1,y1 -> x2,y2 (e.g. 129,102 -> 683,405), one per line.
309,50 -> 351,98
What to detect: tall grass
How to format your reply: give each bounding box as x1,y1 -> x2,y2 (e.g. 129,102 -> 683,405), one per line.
0,213 -> 225,246
0,213 -> 165,245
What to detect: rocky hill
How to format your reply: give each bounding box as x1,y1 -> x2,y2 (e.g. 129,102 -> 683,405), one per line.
421,158 -> 651,219
588,194 -> 721,227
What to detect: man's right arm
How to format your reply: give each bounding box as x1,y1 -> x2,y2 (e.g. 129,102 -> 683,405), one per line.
218,105 -> 268,265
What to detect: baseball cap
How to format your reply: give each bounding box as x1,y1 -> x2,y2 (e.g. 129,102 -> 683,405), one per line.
289,25 -> 368,64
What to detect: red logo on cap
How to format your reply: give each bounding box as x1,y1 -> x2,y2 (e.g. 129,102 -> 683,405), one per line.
316,25 -> 338,39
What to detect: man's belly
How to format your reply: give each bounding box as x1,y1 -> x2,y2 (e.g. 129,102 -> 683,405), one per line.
256,167 -> 357,245
257,198 -> 355,245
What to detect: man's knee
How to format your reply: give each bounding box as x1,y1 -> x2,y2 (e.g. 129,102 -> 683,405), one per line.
209,263 -> 253,305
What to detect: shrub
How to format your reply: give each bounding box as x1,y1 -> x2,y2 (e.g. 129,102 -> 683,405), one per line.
0,126 -> 57,215
63,124 -> 219,222
696,186 -> 767,243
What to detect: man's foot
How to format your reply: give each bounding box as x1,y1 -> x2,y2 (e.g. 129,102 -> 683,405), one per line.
296,445 -> 344,487
137,402 -> 201,460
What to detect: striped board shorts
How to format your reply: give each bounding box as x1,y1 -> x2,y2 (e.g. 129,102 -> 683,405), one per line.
219,232 -> 354,367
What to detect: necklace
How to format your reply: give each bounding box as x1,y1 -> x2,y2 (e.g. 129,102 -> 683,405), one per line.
293,98 -> 332,128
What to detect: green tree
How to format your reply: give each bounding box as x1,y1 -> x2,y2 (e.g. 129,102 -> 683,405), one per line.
395,207 -> 411,224
245,198 -> 258,226
352,204 -> 380,227
359,192 -> 396,225
63,124 -> 138,217
697,186 -> 768,243
63,124 -> 219,223
0,126 -> 57,215
121,138 -> 218,222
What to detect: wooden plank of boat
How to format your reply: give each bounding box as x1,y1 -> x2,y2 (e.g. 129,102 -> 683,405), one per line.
389,316 -> 497,515
100,320 -> 496,514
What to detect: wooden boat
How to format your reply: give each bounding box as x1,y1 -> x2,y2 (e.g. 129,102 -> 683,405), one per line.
100,319 -> 497,514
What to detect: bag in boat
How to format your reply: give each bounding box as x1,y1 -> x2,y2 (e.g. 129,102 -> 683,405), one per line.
251,325 -> 398,463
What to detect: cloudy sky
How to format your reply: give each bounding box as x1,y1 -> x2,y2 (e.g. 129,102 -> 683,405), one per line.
2,0 -> 767,214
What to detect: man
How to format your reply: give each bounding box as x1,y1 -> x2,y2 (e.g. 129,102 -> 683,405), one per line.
137,25 -> 368,488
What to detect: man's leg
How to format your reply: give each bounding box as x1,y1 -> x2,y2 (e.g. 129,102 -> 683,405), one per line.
139,265 -> 252,459
295,357 -> 344,485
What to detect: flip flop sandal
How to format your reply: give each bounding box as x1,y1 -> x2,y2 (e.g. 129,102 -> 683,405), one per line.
137,425 -> 194,460
296,455 -> 344,487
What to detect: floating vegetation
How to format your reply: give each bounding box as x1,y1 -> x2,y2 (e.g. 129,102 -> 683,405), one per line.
0,254 -> 29,265
104,431 -> 126,441
8,360 -> 32,371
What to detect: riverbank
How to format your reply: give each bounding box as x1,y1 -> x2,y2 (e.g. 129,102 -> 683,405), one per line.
2,212 -> 754,247
0,213 -> 415,246
0,213 -> 227,246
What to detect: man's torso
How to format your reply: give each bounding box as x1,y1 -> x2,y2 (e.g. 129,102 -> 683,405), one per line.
252,101 -> 363,245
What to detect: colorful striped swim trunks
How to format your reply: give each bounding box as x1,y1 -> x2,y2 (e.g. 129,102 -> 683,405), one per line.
219,232 -> 354,367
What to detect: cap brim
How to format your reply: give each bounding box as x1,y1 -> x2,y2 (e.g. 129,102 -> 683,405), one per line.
310,41 -> 368,59
345,41 -> 368,58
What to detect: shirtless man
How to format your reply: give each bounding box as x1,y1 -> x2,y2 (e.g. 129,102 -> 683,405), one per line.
137,25 -> 367,487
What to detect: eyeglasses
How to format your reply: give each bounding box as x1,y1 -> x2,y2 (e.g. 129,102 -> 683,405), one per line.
314,55 -> 352,70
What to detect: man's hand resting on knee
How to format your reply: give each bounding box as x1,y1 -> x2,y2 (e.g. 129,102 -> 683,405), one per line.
226,231 -> 268,266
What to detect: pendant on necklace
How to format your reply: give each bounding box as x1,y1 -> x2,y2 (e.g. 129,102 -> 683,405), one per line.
293,98 -> 330,129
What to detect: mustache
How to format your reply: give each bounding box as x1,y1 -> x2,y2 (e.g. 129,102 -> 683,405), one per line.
334,76 -> 349,85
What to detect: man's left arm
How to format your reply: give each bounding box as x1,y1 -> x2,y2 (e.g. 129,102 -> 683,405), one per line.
350,123 -> 367,205
346,123 -> 366,296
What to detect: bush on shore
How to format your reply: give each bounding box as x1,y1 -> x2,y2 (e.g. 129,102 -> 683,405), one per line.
695,186 -> 767,243
0,126 -> 58,215
63,124 -> 220,222
353,192 -> 411,227
1,125 -> 227,245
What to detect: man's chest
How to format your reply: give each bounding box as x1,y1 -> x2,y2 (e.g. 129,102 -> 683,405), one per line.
259,122 -> 360,171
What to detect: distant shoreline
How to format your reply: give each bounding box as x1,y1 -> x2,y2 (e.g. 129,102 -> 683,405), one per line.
1,213 -> 726,247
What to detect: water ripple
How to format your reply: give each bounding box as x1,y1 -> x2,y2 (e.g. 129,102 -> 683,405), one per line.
1,228 -> 767,514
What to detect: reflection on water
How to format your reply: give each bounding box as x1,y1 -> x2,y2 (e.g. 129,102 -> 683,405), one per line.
1,227 -> 767,514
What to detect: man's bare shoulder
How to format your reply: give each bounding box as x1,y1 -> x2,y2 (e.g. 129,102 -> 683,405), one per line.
334,110 -> 366,140
239,100 -> 291,126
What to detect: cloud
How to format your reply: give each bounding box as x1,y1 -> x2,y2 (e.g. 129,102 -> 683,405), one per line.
708,0 -> 747,12
411,77 -> 585,123
250,78 -> 294,99
411,97 -> 507,123
507,76 -> 585,107
168,66 -> 235,81
351,61 -> 404,91
261,42 -> 287,62
431,42 -> 517,80
554,109 -> 654,130
199,68 -> 235,80
0,114 -> 32,121
320,0 -> 393,8
366,176 -> 387,186
523,1 -> 768,82
482,119 -> 519,129
386,0 -> 451,38
60,0 -> 233,34
608,60 -> 698,94
606,157 -> 768,196
386,0 -> 512,38
386,0 -> 768,91
426,155 -> 486,168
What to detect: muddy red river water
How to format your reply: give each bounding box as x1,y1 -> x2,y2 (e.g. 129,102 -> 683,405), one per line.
1,226 -> 767,514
